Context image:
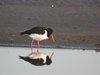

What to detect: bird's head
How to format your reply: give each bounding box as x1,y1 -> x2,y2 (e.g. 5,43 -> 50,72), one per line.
47,28 -> 55,42
45,56 -> 52,65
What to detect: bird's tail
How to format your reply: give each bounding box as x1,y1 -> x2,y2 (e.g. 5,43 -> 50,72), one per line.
19,56 -> 24,59
19,56 -> 29,61
20,32 -> 25,35
19,56 -> 33,63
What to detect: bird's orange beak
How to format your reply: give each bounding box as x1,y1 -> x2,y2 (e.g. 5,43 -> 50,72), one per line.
50,33 -> 55,42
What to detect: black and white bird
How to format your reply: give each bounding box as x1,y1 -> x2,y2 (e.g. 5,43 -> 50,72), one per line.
19,52 -> 52,66
20,26 -> 55,52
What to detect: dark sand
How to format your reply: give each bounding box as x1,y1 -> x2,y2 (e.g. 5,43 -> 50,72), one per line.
0,0 -> 100,51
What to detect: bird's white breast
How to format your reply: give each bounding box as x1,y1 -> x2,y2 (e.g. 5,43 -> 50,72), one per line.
29,30 -> 48,41
29,52 -> 48,63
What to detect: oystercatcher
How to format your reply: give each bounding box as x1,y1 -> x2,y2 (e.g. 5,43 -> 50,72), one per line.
19,52 -> 52,66
20,26 -> 55,52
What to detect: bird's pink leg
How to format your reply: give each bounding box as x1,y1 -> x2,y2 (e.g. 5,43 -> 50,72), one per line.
37,41 -> 40,52
30,39 -> 34,52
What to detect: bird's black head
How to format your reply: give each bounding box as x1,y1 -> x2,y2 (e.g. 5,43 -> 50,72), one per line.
46,28 -> 53,37
45,56 -> 52,65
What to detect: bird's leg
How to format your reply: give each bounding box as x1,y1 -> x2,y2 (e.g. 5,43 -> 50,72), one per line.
37,41 -> 40,52
30,39 -> 34,53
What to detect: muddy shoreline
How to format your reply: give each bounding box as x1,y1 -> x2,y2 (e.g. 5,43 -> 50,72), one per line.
0,1 -> 100,51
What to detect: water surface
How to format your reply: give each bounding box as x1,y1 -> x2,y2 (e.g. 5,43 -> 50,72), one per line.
0,47 -> 100,75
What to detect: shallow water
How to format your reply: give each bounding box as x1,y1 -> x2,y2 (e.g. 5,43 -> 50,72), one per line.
0,47 -> 100,75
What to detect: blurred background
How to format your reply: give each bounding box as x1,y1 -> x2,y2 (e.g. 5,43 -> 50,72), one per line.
0,0 -> 100,51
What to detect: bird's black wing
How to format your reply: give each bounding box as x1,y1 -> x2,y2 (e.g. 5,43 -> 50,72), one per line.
19,56 -> 45,66
20,27 -> 46,35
